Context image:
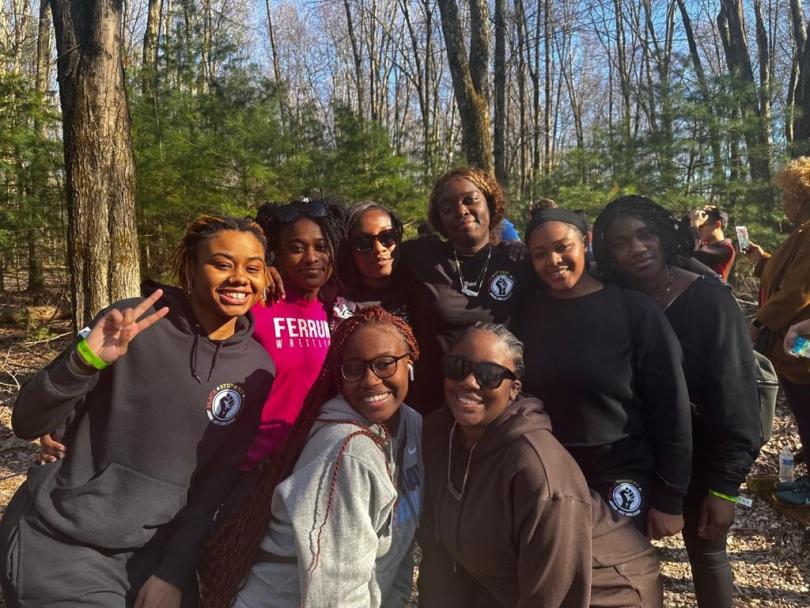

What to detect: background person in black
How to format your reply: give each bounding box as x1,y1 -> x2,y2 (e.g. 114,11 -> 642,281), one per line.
593,196 -> 762,608
512,208 -> 691,539
398,167 -> 532,415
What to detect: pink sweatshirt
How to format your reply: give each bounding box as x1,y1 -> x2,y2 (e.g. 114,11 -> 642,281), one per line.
241,293 -> 331,469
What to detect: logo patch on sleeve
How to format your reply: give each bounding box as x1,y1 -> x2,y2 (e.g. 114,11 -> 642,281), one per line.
207,384 -> 245,426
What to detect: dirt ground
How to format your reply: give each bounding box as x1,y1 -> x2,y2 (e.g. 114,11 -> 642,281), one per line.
0,283 -> 808,607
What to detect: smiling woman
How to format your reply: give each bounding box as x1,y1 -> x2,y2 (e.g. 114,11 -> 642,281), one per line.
199,307 -> 423,608
513,207 -> 693,540
418,324 -> 663,607
239,198 -> 346,471
0,216 -> 275,607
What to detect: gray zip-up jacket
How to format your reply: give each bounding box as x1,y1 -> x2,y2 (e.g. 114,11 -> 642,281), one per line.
235,396 -> 422,608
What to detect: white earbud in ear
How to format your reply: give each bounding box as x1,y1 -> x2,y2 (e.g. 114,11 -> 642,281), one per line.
408,363 -> 415,381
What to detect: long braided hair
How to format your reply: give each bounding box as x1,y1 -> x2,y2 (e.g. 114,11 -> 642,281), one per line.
592,195 -> 694,285
198,306 -> 420,607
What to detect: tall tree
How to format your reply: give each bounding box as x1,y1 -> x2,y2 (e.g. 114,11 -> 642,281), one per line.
436,0 -> 493,172
50,0 -> 141,329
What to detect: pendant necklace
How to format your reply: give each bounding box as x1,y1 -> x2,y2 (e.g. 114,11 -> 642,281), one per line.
453,246 -> 491,297
447,421 -> 478,501
655,265 -> 674,307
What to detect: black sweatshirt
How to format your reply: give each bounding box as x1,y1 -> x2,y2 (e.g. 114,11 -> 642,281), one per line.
664,277 -> 762,495
11,283 -> 274,588
513,285 -> 692,514
399,238 -> 533,414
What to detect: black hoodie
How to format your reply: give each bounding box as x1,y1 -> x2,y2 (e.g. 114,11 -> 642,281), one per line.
11,283 -> 274,588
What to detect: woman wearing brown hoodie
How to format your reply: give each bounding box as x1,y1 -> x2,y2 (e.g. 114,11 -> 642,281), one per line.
418,323 -> 662,608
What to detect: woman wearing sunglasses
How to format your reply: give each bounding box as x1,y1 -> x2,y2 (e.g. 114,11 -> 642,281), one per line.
418,323 -> 662,607
399,167 -> 532,415
336,202 -> 410,322
199,307 -> 422,608
512,208 -> 692,540
240,197 -> 346,470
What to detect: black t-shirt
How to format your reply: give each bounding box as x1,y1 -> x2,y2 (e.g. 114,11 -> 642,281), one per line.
398,238 -> 531,414
513,284 -> 692,513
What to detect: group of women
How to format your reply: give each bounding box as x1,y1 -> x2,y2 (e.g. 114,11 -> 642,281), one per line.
0,158 -> 807,608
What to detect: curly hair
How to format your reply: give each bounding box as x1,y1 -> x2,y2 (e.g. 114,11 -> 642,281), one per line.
427,167 -> 506,243
592,195 -> 694,285
773,157 -> 810,221
255,197 -> 346,270
172,215 -> 267,292
198,306 -> 419,608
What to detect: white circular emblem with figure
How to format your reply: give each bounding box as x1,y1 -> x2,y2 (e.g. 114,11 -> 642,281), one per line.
488,272 -> 515,301
207,384 -> 245,426
608,480 -> 643,517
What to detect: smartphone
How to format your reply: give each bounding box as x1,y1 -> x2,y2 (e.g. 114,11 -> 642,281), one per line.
790,336 -> 810,358
735,226 -> 751,252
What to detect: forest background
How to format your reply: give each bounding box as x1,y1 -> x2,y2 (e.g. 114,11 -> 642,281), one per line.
2,0 -> 810,323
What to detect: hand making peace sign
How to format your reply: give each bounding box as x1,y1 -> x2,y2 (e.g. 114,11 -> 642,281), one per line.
82,289 -> 170,367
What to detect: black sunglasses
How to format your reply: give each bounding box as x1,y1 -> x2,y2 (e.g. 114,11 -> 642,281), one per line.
340,353 -> 410,382
273,200 -> 328,224
442,354 -> 517,389
351,229 -> 400,254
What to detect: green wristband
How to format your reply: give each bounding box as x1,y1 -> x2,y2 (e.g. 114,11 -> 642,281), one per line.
75,338 -> 109,371
709,489 -> 753,508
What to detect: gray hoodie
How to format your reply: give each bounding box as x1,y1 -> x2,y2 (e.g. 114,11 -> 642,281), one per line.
235,396 -> 422,608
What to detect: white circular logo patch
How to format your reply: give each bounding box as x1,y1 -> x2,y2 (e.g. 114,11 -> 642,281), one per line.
608,480 -> 643,517
207,384 -> 245,426
489,272 -> 515,301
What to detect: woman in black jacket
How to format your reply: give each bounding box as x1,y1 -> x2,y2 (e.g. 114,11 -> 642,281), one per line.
593,196 -> 762,608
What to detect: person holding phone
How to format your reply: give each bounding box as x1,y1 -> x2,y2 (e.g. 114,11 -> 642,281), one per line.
745,157 -> 810,504
690,206 -> 736,281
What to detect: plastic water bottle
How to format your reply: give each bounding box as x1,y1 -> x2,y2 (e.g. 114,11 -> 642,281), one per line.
779,446 -> 795,483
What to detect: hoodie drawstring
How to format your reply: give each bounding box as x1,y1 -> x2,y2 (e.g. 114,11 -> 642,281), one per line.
190,327 -> 202,383
208,341 -> 222,382
190,325 -> 224,383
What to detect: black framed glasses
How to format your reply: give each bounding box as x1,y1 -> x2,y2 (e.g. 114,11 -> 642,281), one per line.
273,200 -> 329,224
442,354 -> 517,389
339,353 -> 410,382
351,229 -> 400,253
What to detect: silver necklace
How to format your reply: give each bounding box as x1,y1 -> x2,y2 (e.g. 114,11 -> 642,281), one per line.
655,265 -> 674,306
447,421 -> 478,501
453,247 -> 491,297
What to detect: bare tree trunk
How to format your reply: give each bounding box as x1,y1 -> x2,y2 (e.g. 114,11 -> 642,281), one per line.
142,0 -> 161,95
493,0 -> 506,184
753,0 -> 771,156
50,0 -> 141,330
676,0 -> 723,185
788,0 -> 807,146
436,0 -> 493,172
27,0 -> 53,303
343,0 -> 365,119
717,0 -> 770,182
543,0 -> 552,177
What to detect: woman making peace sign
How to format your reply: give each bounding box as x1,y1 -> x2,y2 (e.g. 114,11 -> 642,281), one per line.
0,216 -> 275,608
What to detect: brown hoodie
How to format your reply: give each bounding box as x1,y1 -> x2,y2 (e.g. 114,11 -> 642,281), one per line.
417,397 -> 662,608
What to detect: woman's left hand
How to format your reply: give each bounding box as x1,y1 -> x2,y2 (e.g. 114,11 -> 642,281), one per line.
501,240 -> 528,261
697,494 -> 735,541
646,508 -> 683,539
134,575 -> 181,608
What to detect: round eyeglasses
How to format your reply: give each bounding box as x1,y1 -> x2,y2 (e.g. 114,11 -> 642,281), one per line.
339,354 -> 410,382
